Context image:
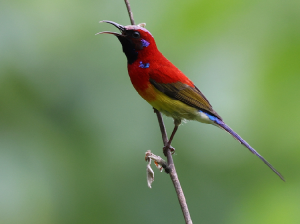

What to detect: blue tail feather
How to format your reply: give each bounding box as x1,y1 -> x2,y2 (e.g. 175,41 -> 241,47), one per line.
203,111 -> 284,181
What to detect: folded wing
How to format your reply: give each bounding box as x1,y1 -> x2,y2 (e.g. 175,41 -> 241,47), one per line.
149,78 -> 222,120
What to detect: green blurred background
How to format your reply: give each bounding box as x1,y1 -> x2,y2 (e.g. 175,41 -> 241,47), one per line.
1,0 -> 299,223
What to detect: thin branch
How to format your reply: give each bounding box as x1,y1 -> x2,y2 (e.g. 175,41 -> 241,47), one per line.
154,108 -> 168,145
124,0 -> 135,25
154,109 -> 193,224
123,0 -> 192,222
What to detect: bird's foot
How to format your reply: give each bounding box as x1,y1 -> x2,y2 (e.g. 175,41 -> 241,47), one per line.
163,144 -> 175,156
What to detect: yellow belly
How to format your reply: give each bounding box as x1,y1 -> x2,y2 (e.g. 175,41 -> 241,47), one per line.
138,84 -> 212,124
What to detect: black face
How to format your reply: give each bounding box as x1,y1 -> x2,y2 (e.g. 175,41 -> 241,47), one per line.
117,34 -> 138,64
117,30 -> 144,64
131,31 -> 141,39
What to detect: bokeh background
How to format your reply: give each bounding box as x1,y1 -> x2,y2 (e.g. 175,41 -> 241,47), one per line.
1,0 -> 300,223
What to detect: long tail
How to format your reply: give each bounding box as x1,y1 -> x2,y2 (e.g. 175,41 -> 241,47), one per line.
213,118 -> 284,181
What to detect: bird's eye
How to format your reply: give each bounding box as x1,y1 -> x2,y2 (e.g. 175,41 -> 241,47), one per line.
132,31 -> 140,38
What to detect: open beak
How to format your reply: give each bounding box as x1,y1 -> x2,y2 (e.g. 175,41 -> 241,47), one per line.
96,20 -> 125,36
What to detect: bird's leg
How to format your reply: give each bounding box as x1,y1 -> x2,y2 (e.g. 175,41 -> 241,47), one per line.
163,119 -> 181,156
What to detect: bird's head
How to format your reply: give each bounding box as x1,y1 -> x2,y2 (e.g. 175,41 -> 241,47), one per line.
97,20 -> 157,64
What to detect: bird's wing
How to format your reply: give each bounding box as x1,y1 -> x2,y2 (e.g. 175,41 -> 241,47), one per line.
149,79 -> 222,120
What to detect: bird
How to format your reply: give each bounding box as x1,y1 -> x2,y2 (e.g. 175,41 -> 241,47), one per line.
97,20 -> 284,181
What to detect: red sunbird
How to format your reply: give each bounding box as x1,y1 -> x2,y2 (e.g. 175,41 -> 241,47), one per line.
97,20 -> 284,181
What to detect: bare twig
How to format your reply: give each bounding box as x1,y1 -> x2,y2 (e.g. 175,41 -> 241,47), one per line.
124,0 -> 135,25
123,0 -> 192,222
154,109 -> 193,224
154,108 -> 168,145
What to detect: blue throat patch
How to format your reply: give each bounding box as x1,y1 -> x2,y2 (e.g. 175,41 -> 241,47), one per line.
139,61 -> 150,68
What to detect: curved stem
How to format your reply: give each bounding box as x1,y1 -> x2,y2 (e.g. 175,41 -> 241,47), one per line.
124,0 -> 135,25
123,1 -> 192,222
154,108 -> 193,224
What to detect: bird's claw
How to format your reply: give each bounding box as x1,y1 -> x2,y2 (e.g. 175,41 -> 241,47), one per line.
163,145 -> 175,156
